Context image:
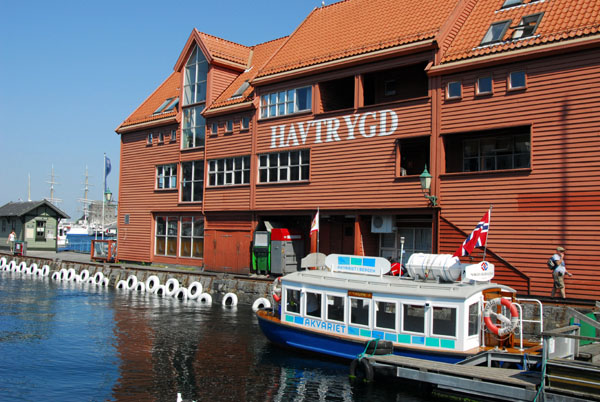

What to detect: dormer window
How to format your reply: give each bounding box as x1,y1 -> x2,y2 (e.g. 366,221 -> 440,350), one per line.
481,20 -> 511,45
512,13 -> 543,40
183,46 -> 208,106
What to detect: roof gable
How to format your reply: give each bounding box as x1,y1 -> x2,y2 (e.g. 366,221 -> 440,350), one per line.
0,200 -> 69,219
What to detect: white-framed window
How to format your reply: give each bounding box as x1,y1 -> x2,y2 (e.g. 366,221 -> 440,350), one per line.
183,46 -> 207,106
180,216 -> 203,258
211,122 -> 218,135
156,164 -> 177,189
241,116 -> 250,130
147,133 -> 153,145
326,293 -> 345,323
181,160 -> 204,202
380,226 -> 432,263
508,71 -> 527,90
208,156 -> 250,187
431,306 -> 457,337
481,20 -> 511,45
158,132 -> 164,143
155,216 -> 178,256
182,106 -> 205,149
225,120 -> 233,133
349,297 -> 371,327
260,86 -> 312,118
36,221 -> 46,241
446,81 -> 462,99
476,76 -> 493,95
374,299 -> 397,331
258,149 -> 310,183
305,291 -> 323,319
170,129 -> 177,142
285,287 -> 301,315
403,304 -> 425,334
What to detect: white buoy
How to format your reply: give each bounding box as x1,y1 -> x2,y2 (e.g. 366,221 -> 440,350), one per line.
145,275 -> 160,293
252,297 -> 272,312
165,278 -> 180,297
222,292 -> 238,307
187,281 -> 203,300
198,293 -> 212,305
126,275 -> 138,290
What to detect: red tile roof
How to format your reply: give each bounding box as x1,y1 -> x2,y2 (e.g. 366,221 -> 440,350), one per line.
257,0 -> 462,78
198,31 -> 251,67
117,71 -> 180,131
208,37 -> 288,111
442,0 -> 600,63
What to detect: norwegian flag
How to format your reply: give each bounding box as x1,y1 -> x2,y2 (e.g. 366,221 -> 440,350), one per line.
310,210 -> 319,234
453,209 -> 491,258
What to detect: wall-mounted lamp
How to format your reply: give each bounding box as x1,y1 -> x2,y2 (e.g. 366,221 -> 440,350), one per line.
419,165 -> 437,207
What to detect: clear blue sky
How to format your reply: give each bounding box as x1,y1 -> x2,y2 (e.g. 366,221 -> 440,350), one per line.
0,0 -> 325,220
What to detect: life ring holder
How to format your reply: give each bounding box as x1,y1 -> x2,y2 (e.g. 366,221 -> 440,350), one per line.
272,277 -> 282,303
483,297 -> 519,337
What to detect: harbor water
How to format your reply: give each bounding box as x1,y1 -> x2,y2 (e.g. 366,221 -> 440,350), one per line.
0,272 -> 429,402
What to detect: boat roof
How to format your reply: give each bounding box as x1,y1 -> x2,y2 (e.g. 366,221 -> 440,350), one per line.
282,270 -> 515,301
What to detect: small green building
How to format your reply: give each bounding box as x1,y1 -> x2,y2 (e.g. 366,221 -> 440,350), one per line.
0,200 -> 69,252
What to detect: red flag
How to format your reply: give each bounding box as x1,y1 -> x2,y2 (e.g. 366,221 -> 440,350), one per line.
453,210 -> 491,257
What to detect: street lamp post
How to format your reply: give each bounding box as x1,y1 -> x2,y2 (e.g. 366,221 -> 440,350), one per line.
102,188 -> 112,240
419,165 -> 438,207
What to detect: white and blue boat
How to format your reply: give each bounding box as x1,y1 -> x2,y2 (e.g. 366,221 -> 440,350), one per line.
257,253 -> 543,363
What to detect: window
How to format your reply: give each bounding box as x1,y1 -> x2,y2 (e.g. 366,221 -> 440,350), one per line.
286,288 -> 301,314
445,127 -> 531,173
259,150 -> 309,183
231,80 -> 250,98
225,120 -> 233,133
468,302 -> 479,336
156,164 -> 177,189
446,81 -> 462,99
363,63 -> 428,105
183,46 -> 208,106
501,0 -> 523,8
350,297 -> 371,327
512,14 -> 543,40
481,20 -> 511,45
155,216 -> 178,256
305,291 -> 322,319
182,106 -> 205,148
375,300 -> 397,330
509,71 -> 527,90
181,160 -> 204,202
327,294 -> 345,323
432,306 -> 457,337
241,116 -> 250,130
147,133 -> 153,145
208,156 -> 250,186
403,304 -> 425,334
380,225 -> 432,263
211,122 -> 218,135
476,76 -> 493,95
164,98 -> 179,113
124,214 -> 130,225
158,132 -> 164,143
396,137 -> 429,177
170,129 -> 177,142
180,216 -> 203,258
319,76 -> 354,112
260,86 -> 312,118
154,98 -> 174,114
36,221 -> 46,241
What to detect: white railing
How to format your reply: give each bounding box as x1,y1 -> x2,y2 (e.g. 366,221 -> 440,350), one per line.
515,297 -> 544,350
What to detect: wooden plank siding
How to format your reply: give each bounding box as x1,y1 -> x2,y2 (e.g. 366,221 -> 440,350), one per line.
204,212 -> 254,274
437,49 -> 600,299
208,65 -> 240,107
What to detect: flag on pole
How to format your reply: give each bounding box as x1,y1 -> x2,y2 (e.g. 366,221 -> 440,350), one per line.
104,157 -> 111,192
452,209 -> 491,258
310,210 -> 319,234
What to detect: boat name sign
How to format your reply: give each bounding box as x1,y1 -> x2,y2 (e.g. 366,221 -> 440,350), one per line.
326,254 -> 391,276
464,261 -> 495,282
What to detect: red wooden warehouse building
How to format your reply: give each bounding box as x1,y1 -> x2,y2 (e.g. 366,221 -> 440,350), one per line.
116,0 -> 600,301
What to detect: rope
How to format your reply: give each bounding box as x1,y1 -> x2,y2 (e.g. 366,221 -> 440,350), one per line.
357,338 -> 379,360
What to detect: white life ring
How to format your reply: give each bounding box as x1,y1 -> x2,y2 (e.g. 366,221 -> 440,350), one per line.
79,270 -> 90,282
252,297 -> 272,312
272,277 -> 282,302
51,272 -> 60,281
0,256 -> 6,268
59,268 -> 68,280
145,275 -> 160,293
66,268 -> 77,281
165,278 -> 180,297
187,281 -> 203,300
40,265 -> 50,277
18,261 -> 27,272
222,292 -> 238,307
155,284 -> 167,296
93,272 -> 105,284
175,287 -> 189,300
126,275 -> 138,290
484,297 -> 519,337
116,280 -> 128,289
9,260 -> 17,272
135,282 -> 146,293
198,292 -> 212,304
30,263 -> 39,275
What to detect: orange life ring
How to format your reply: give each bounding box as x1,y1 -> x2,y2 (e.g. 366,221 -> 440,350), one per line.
483,297 -> 519,336
272,277 -> 282,302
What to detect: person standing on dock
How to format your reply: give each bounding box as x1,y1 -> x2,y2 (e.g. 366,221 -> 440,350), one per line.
6,230 -> 16,253
551,246 -> 573,299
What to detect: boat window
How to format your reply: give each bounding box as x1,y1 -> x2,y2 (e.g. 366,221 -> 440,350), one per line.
285,289 -> 301,314
305,291 -> 322,319
403,304 -> 425,334
432,306 -> 457,337
350,297 -> 371,327
326,295 -> 345,323
375,301 -> 397,331
468,302 -> 479,336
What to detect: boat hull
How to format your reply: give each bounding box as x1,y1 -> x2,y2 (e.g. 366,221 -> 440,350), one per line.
256,310 -> 466,363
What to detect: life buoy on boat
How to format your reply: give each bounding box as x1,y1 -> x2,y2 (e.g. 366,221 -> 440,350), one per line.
252,297 -> 272,312
483,297 -> 519,337
272,277 -> 282,302
222,292 -> 238,307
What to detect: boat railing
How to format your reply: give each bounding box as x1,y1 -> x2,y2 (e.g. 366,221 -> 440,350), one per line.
514,297 -> 544,350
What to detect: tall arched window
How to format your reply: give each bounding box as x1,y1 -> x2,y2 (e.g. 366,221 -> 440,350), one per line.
183,46 -> 207,106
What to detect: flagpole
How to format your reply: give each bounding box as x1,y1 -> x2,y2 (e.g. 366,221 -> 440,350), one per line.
482,205 -> 492,261
316,207 -> 320,255
101,153 -> 106,241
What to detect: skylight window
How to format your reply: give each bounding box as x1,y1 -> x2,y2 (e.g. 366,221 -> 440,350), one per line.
481,20 -> 511,45
501,0 -> 523,8
512,13 -> 543,40
231,81 -> 250,98
164,98 -> 179,112
153,98 -> 174,114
